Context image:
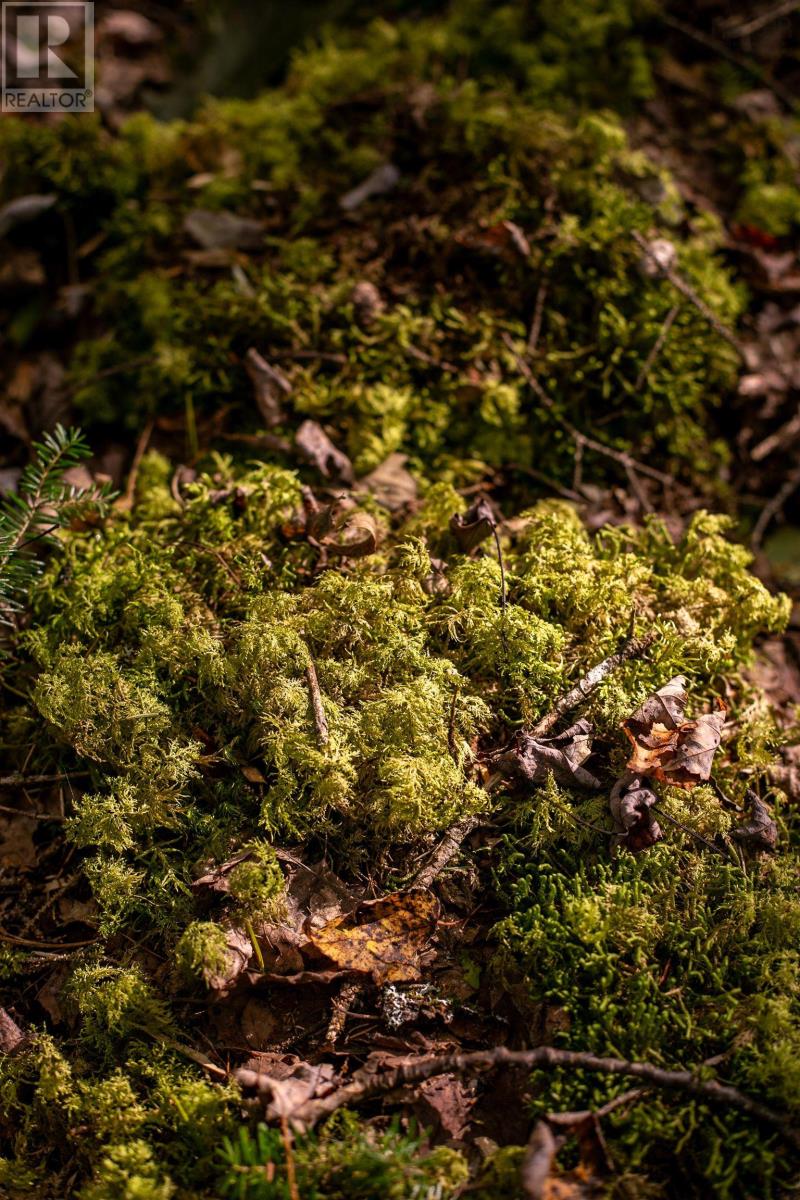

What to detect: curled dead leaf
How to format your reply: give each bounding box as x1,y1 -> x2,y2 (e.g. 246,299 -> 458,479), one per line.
610,773 -> 662,853
623,677 -> 726,789
493,720 -> 601,790
245,348 -> 291,428
307,888 -> 440,984
732,790 -> 778,853
450,496 -> 497,552
295,420 -> 354,484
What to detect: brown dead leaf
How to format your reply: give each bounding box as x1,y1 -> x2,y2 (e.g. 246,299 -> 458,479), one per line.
493,720 -> 601,790
450,496 -> 497,552
295,420 -> 354,484
235,1056 -> 338,1128
0,1008 -> 24,1054
245,348 -> 291,428
623,677 -> 726,789
415,1073 -> 475,1140
307,889 -> 440,984
732,790 -> 778,853
610,773 -> 662,853
205,925 -> 252,993
357,453 -> 417,511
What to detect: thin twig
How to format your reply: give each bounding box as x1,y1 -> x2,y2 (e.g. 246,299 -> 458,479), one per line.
0,929 -> 97,950
492,524 -> 507,617
120,416 -> 155,509
634,304 -> 680,393
413,815 -> 480,889
279,1115 -> 301,1200
0,771 -> 88,788
531,630 -> 657,737
305,660 -> 329,745
652,806 -> 729,859
751,461 -> 800,548
547,1087 -> 649,1126
287,1044 -> 800,1146
527,279 -> 548,354
723,0 -> 800,38
631,231 -> 744,358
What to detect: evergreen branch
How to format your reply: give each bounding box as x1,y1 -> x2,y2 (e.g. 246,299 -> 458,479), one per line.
0,425 -> 114,622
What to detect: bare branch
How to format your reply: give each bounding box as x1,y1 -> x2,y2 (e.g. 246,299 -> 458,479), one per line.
287,1044 -> 800,1148
532,631 -> 657,737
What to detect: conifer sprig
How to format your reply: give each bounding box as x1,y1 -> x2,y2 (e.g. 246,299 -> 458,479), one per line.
0,425 -> 113,622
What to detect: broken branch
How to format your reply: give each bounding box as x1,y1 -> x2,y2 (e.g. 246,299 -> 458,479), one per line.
305,660 -> 329,746
532,630 -> 657,737
286,1044 -> 800,1147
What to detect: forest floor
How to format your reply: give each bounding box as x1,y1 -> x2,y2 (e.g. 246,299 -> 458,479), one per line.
1,3 -> 800,1199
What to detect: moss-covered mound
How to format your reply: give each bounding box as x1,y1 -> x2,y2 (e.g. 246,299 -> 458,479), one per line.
0,446 -> 795,1198
1,5 -> 750,494
2,3 -> 800,1199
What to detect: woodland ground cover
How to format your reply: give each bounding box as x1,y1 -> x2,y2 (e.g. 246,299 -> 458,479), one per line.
1,3 -> 800,1198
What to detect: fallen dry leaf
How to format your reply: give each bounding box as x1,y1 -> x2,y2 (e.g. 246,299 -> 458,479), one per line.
307,889 -> 440,984
493,720 -> 601,790
295,420 -> 354,484
450,496 -> 497,552
732,790 -> 778,853
205,925 -> 252,993
415,1072 -> 475,1140
357,453 -> 417,511
610,773 -> 662,853
235,1056 -> 338,1128
0,1008 -> 24,1054
245,348 -> 291,428
623,677 -> 726,789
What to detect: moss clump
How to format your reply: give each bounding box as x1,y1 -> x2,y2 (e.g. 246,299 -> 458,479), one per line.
220,1112 -> 469,1199
0,7 -> 746,495
0,439 -> 793,1196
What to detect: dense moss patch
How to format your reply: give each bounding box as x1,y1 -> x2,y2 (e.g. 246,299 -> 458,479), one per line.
0,445 -> 793,1197
2,4 -> 800,1198
1,8 -> 747,494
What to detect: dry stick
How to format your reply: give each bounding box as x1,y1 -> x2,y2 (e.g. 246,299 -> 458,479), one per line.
120,416 -> 155,508
651,806 -> 729,859
521,1121 -> 559,1200
527,279 -> 548,354
634,304 -> 680,393
0,772 -> 87,787
305,660 -> 329,745
504,336 -> 675,486
547,1087 -> 649,1127
751,461 -> 800,548
631,231 -> 745,359
0,929 -> 97,950
279,1115 -> 301,1200
0,803 -> 64,821
724,0 -> 800,38
531,630 -> 657,738
290,1045 -> 800,1147
413,814 -> 480,889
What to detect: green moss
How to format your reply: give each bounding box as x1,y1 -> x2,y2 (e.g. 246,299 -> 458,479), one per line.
0,7 -> 746,493
0,4 -> 798,1197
